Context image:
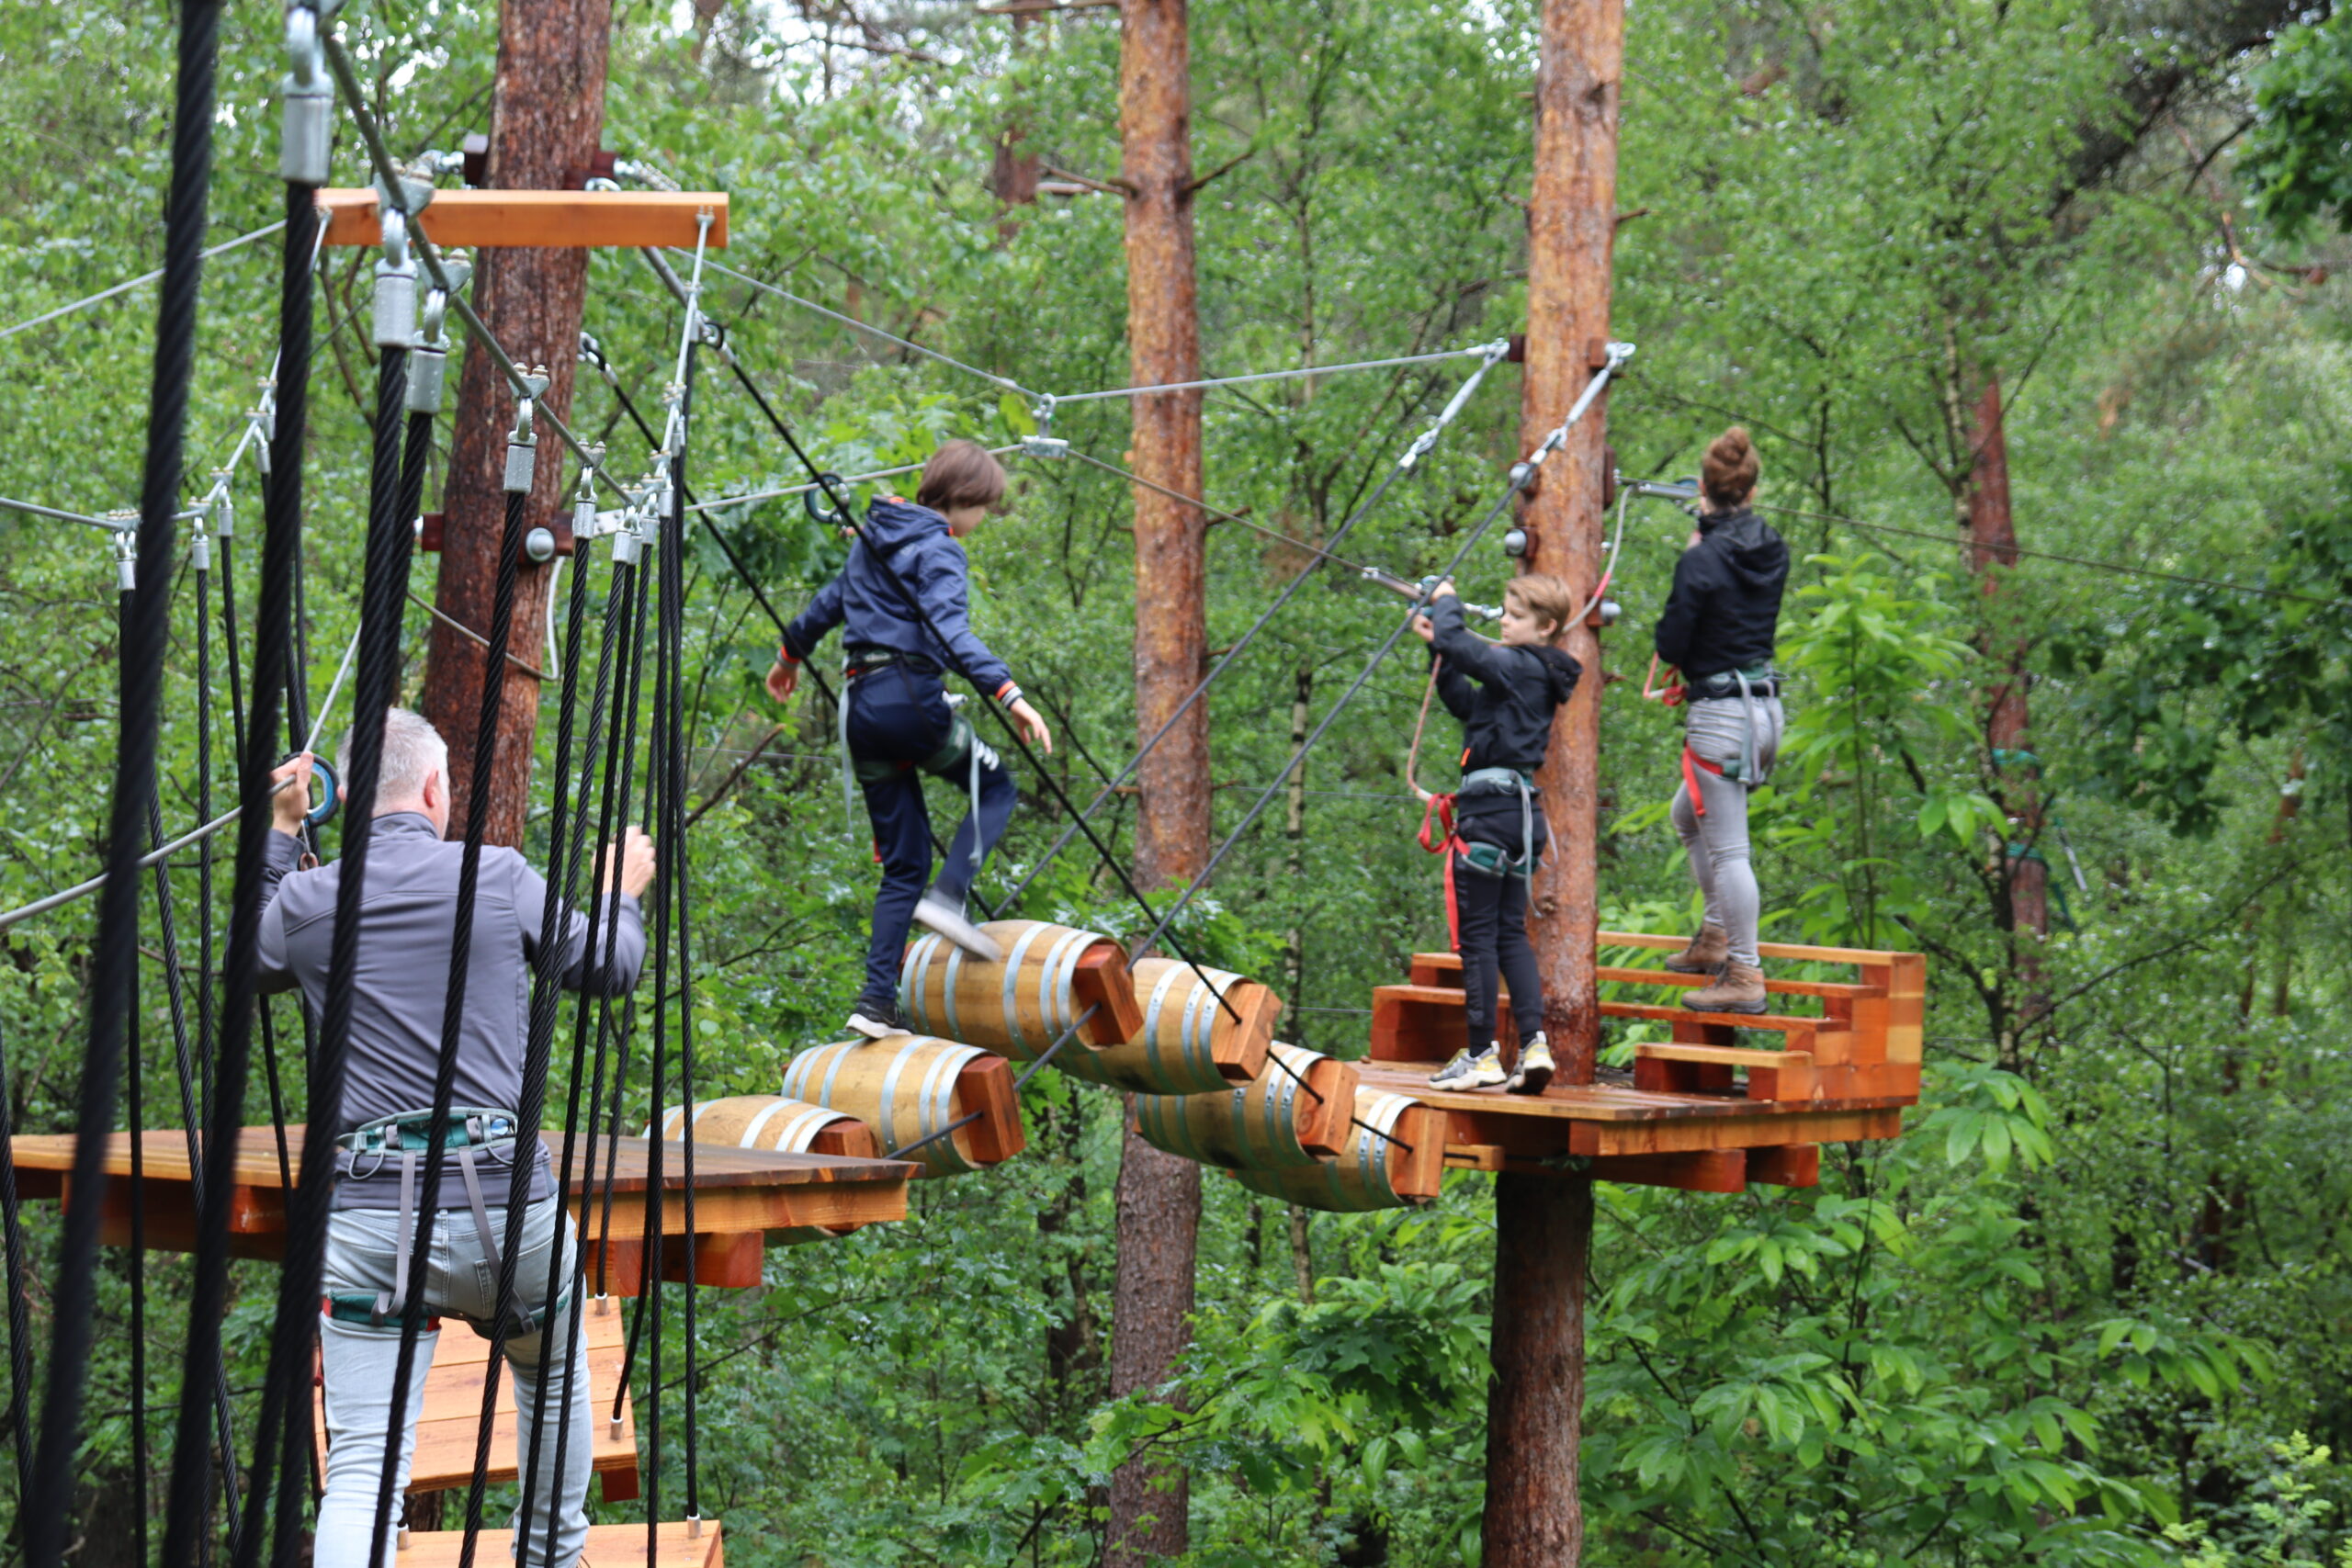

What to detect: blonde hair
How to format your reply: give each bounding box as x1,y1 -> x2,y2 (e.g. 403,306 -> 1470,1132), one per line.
1505,573 -> 1578,642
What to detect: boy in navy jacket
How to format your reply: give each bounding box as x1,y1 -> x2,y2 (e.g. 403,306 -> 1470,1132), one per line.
765,441 -> 1053,1038
1411,574 -> 1581,1093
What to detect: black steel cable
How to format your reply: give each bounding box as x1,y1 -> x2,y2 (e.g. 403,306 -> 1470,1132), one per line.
46,6 -> 217,1563
365,467 -> 532,1568
523,518 -> 638,1568
999,447 -> 1417,908
665,345 -> 705,1519
460,465 -> 606,1560
592,559 -> 656,1305
129,987 -> 152,1562
230,220 -> 376,1568
0,1026 -> 36,1505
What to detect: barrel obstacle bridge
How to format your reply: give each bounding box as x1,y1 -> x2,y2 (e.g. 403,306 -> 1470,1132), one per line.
0,6 -> 1924,1565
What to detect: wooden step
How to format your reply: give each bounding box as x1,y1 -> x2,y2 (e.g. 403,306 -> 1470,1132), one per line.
319,1295 -> 640,1502
1418,950 -> 1875,1001
1599,1000 -> 1857,1064
1634,1043 -> 1814,1102
396,1518 -> 720,1566
1369,983 -> 1513,1063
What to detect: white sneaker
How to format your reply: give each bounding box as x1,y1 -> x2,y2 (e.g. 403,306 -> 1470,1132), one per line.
1508,1032 -> 1555,1095
1429,1043 -> 1507,1091
913,889 -> 1002,963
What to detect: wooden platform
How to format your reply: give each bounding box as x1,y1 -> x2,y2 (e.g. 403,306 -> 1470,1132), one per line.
314,1292 -> 642,1502
1356,937 -> 1924,1192
397,1518 -> 720,1567
5,1129 -> 914,1286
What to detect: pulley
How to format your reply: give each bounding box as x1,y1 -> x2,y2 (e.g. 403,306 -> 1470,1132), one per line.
805,475 -> 853,532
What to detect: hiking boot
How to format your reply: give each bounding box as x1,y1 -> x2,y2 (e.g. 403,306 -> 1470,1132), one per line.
1508,1032 -> 1555,1095
1664,923 -> 1729,975
1429,1043 -> 1507,1091
913,888 -> 1003,963
845,993 -> 905,1039
1682,960 -> 1768,1015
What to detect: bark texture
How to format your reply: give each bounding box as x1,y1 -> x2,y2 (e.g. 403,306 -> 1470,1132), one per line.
1517,0 -> 1623,1088
419,0 -> 615,845
1483,0 -> 1620,1558
1482,1173 -> 1593,1565
1107,3 -> 1204,1562
1968,374 -> 2045,949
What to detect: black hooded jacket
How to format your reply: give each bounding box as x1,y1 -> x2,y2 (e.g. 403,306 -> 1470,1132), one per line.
1652,507 -> 1789,680
1428,595 -> 1582,840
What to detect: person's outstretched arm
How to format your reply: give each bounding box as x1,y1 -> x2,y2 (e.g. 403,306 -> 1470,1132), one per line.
768,571 -> 849,702
515,828 -> 654,998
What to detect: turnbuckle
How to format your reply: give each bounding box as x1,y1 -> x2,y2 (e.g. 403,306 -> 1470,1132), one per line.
504,365 -> 549,494
279,4 -> 331,186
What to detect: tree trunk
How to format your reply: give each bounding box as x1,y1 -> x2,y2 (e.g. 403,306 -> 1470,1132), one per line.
1484,0 -> 1621,1559
1482,1173 -> 1593,1566
419,0 -> 615,845
1517,0 -> 1623,1092
1965,374 -> 2045,1065
1108,3 -> 1204,1562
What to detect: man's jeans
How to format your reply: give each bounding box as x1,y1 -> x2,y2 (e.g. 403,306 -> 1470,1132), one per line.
315,1197 -> 592,1568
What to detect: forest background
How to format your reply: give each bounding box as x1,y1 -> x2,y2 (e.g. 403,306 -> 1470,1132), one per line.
3,0 -> 2352,1562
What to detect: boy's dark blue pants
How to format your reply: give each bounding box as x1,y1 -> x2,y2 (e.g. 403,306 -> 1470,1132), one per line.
846,664 -> 1017,1002
1452,857 -> 1544,1051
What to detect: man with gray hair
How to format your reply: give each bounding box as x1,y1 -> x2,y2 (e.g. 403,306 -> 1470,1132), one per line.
257,708 -> 654,1568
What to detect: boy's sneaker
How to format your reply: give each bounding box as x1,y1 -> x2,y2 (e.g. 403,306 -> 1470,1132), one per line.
913,888 -> 1003,963
845,994 -> 904,1040
1429,1043 -> 1507,1091
1509,1032 -> 1555,1096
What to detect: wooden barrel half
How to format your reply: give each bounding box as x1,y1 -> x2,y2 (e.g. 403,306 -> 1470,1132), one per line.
1232,1089 -> 1446,1212
781,1036 -> 1025,1177
899,921 -> 1147,1053
1041,957 -> 1277,1096
650,1094 -> 879,1160
1130,1044 -> 1361,1170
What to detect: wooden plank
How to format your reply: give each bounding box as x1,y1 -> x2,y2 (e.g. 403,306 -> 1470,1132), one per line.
1583,1150 -> 1747,1193
317,189 -> 730,250
1570,1107 -> 1904,1157
1597,964 -> 1871,1001
398,1520 -> 721,1568
1295,1054 -> 1362,1159
1602,999 -> 1824,1046
1444,1144 -> 1507,1172
1598,930 -> 1906,964
1634,1043 -> 1817,1104
1634,1043 -> 1811,1070
953,1055 -> 1028,1167
1390,1103 -> 1448,1201
1369,983 -> 1513,1063
1747,1145 -> 1821,1188
1351,1063 -> 1912,1123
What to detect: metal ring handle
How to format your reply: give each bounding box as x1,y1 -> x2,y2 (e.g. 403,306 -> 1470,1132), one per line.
301,755 -> 340,829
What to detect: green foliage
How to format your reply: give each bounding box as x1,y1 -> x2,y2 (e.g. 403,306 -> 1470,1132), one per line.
2245,15 -> 2352,240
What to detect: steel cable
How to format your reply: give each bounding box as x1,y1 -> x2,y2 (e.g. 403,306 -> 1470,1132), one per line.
0,1024 -> 35,1505
44,7 -> 217,1563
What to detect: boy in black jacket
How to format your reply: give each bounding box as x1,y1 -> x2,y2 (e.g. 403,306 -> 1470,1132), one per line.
1411,574 -> 1583,1093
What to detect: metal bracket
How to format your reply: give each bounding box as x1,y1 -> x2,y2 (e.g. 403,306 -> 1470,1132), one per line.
1023,393 -> 1069,458
279,4 -> 332,186
503,365 -> 549,493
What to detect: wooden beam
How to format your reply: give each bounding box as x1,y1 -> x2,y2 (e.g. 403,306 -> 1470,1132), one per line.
978,0 -> 1120,12
315,189 -> 729,249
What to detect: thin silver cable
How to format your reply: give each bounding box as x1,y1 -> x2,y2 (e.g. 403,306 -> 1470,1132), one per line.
1048,341 -> 1510,406
0,219 -> 288,345
0,622 -> 362,934
683,251 -> 1042,399
679,447 -> 1023,517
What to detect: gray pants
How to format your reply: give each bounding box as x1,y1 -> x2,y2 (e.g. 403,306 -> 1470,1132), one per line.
315,1197 -> 592,1568
1670,694 -> 1785,967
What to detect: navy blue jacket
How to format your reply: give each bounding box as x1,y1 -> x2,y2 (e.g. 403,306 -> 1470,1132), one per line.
1430,596 -> 1581,840
1652,507 -> 1788,680
780,499 -> 1018,699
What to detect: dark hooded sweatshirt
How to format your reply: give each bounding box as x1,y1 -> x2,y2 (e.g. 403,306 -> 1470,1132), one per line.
780,498 -> 1019,701
1428,596 -> 1583,846
1652,507 -> 1789,680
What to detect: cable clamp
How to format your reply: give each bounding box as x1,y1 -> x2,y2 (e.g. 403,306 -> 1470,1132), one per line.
110,529 -> 137,593
504,366 -> 549,493
209,471 -> 236,540
372,209 -> 418,350
569,444 -> 605,547
279,4 -> 332,186
1022,394 -> 1068,458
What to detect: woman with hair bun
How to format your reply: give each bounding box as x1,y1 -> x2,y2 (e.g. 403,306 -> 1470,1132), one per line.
1652,427 -> 1789,1013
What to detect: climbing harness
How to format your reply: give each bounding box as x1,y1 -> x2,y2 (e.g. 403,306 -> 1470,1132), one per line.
1677,667 -> 1781,817
334,1109 -> 544,1330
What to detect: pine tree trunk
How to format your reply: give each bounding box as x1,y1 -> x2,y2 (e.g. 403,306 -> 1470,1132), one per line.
1108,1 -> 1204,1561
418,0 -> 615,845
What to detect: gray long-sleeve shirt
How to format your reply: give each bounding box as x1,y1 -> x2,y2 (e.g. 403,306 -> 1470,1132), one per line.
256,812 -> 648,1209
